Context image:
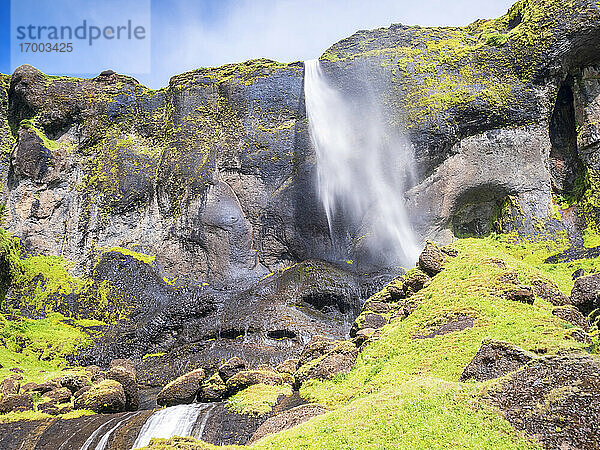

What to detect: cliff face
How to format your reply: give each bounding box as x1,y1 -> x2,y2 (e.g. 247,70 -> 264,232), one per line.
4,60 -> 330,286
0,0 -> 599,373
320,0 -> 600,242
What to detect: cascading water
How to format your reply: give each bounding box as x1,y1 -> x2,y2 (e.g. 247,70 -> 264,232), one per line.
132,404 -> 213,449
304,59 -> 420,267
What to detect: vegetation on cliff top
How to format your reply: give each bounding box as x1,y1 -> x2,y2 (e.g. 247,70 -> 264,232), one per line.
320,0 -> 599,126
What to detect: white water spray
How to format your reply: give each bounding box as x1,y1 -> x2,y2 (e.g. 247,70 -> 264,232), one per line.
304,59 -> 420,266
132,404 -> 210,449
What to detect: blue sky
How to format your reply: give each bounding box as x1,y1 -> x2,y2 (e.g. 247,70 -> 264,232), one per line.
0,0 -> 515,89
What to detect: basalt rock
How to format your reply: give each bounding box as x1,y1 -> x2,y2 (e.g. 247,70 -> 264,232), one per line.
0,376 -> 20,397
0,393 -> 33,413
43,387 -> 72,404
552,305 -> 590,332
276,359 -> 299,375
106,360 -> 139,411
418,242 -> 446,276
197,373 -> 228,402
218,357 -> 246,382
295,341 -> 359,387
225,370 -> 287,395
249,403 -> 329,444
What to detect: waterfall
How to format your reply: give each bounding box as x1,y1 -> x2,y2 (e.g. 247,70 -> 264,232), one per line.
304,59 -> 420,266
132,404 -> 212,449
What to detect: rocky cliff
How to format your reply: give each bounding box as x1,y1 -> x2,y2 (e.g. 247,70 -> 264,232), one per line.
0,0 -> 599,391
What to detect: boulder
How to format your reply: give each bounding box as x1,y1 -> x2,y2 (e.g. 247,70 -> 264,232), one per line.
0,394 -> 33,414
296,336 -> 338,368
226,370 -> 285,395
487,354 -> 600,449
249,403 -> 329,444
276,359 -> 299,375
295,341 -> 359,387
505,286 -> 535,305
552,306 -> 590,332
43,387 -> 72,404
350,312 -> 388,337
20,380 -> 61,394
0,377 -> 20,397
459,340 -> 536,382
107,361 -> 139,411
570,273 -> 600,314
566,327 -> 592,344
73,380 -> 126,413
362,300 -> 391,314
59,371 -> 91,394
418,242 -> 445,276
401,270 -> 431,296
218,357 -> 246,382
157,368 -> 206,407
197,373 -> 227,402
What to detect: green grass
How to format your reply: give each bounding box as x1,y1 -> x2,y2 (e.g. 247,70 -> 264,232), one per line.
0,312 -> 99,383
226,384 -> 293,416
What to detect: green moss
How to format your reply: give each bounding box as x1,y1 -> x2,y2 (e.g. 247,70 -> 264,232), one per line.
320,0 -> 597,127
104,247 -> 155,265
0,228 -> 126,323
0,408 -> 94,424
226,384 -> 293,416
19,119 -> 71,152
0,312 -> 97,384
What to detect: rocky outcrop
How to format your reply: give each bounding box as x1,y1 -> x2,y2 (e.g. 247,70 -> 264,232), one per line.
295,340 -> 359,387
459,340 -> 536,382
218,357 -> 246,382
106,359 -> 139,411
225,370 -> 287,395
487,354 -> 600,449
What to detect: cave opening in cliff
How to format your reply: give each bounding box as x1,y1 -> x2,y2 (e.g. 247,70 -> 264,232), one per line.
549,82 -> 582,196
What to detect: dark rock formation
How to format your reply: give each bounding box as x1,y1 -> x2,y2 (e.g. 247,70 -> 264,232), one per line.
0,393 -> 33,413
198,373 -> 228,402
225,370 -> 287,395
459,340 -> 536,382
156,368 -> 206,407
570,273 -> 600,314
218,357 -> 246,382
107,359 -> 140,411
487,354 -> 600,449
295,340 -> 359,387
552,305 -> 590,331
418,242 -> 446,276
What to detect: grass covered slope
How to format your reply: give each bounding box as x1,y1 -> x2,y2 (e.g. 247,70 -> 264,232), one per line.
145,235 -> 598,449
